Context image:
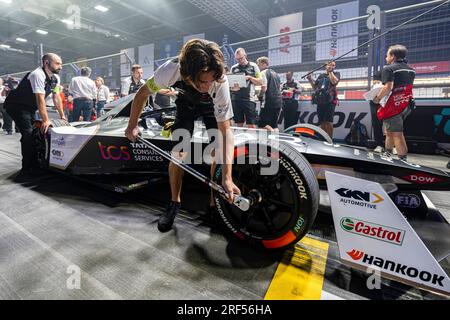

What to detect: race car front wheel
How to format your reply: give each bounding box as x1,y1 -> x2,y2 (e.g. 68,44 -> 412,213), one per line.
213,141 -> 319,250
284,123 -> 333,144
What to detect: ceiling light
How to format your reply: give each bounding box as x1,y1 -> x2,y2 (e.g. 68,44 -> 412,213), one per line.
0,44 -> 11,48
36,29 -> 48,35
114,34 -> 120,38
0,0 -> 12,4
16,37 -> 27,42
94,5 -> 109,12
61,19 -> 74,25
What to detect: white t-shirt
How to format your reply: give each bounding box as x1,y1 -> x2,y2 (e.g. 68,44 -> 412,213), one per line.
97,85 -> 110,101
146,59 -> 233,122
0,85 -> 5,104
69,76 -> 97,100
28,67 -> 61,95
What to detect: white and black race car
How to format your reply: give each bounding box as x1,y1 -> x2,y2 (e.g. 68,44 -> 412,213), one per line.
33,94 -> 450,252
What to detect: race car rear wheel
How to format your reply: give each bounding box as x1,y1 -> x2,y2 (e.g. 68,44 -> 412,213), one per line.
34,119 -> 71,168
213,141 -> 319,250
284,123 -> 333,144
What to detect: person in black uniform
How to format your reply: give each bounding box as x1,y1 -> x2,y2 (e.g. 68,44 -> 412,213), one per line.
373,44 -> 415,161
281,71 -> 301,130
256,56 -> 282,131
4,53 -> 65,174
230,48 -> 263,128
307,61 -> 340,139
125,39 -> 240,232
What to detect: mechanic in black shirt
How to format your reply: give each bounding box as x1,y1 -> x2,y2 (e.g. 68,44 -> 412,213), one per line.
125,39 -> 240,232
281,71 -> 301,130
230,48 -> 263,128
307,61 -> 340,139
373,44 -> 415,161
256,56 -> 282,131
4,53 -> 65,174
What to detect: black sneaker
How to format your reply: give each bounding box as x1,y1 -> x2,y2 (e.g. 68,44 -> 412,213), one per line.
158,201 -> 181,232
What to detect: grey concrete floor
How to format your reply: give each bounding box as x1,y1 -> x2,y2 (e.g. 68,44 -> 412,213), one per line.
0,132 -> 449,300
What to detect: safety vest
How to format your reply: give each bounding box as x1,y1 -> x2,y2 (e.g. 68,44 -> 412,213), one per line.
4,68 -> 57,111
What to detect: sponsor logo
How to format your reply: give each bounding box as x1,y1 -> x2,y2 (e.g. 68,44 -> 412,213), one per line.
402,173 -> 443,184
280,158 -> 308,200
98,142 -> 131,161
294,217 -> 305,234
395,194 -> 421,209
346,249 -> 446,288
51,149 -> 64,160
129,142 -> 164,162
335,188 -> 383,209
340,218 -> 405,245
52,136 -> 66,147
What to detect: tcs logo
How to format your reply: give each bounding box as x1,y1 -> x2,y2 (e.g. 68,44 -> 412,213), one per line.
98,142 -> 131,161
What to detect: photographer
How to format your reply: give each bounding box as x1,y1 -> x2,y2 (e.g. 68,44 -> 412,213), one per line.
307,61 -> 340,139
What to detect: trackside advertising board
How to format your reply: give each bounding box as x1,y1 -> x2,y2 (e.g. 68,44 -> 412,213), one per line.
325,171 -> 450,296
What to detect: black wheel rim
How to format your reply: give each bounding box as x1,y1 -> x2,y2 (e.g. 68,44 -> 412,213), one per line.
218,159 -> 299,240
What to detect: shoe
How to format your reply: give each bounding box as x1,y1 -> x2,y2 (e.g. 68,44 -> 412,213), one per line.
158,201 -> 181,232
374,146 -> 384,153
381,151 -> 392,158
6,131 -> 12,135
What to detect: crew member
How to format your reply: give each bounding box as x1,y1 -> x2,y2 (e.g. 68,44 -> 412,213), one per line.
373,44 -> 415,161
281,71 -> 301,130
69,67 -> 96,122
4,53 -> 65,173
230,48 -> 263,128
307,61 -> 340,139
256,56 -> 282,131
120,64 -> 145,97
125,39 -> 241,233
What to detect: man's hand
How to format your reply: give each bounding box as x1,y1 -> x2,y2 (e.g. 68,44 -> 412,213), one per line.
41,120 -> 52,134
125,125 -> 140,142
222,178 -> 241,204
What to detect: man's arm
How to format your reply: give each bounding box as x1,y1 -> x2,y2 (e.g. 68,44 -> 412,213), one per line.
306,74 -> 316,90
36,93 -> 52,133
125,83 -> 153,141
52,92 -> 65,120
217,120 -> 240,202
247,75 -> 263,86
328,71 -> 339,85
373,81 -> 393,104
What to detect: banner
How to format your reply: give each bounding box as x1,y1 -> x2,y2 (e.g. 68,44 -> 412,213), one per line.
268,12 -> 303,66
138,43 -> 154,79
183,33 -> 205,44
120,48 -> 135,80
410,61 -> 450,74
316,0 -> 359,61
157,38 -> 180,67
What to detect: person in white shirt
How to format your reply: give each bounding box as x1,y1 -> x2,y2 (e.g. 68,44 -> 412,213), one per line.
69,66 -> 96,122
4,53 -> 64,173
120,64 -> 145,97
125,39 -> 240,233
95,77 -> 110,117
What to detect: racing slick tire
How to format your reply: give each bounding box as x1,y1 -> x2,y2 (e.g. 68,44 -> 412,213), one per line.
213,141 -> 319,250
34,119 -> 71,169
284,123 -> 333,144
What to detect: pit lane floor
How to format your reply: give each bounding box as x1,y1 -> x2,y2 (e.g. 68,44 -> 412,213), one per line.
0,133 -> 449,300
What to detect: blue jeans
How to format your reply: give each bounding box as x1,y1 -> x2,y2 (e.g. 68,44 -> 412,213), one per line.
0,103 -> 14,132
73,99 -> 93,122
96,100 -> 106,117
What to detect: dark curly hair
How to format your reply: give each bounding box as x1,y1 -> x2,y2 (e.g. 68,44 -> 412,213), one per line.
179,39 -> 225,85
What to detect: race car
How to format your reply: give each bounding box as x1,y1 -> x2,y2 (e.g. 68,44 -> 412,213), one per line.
33,94 -> 450,252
